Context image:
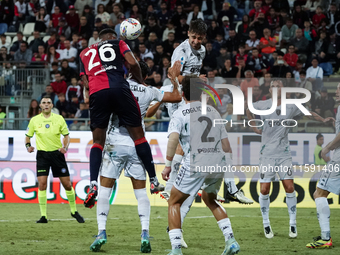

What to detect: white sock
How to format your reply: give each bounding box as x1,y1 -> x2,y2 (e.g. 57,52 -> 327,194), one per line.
259,193 -> 270,227
315,197 -> 331,240
286,192 -> 297,226
180,194 -> 196,226
97,186 -> 112,232
169,229 -> 182,250
134,188 -> 150,232
224,178 -> 238,194
165,154 -> 182,191
217,218 -> 234,242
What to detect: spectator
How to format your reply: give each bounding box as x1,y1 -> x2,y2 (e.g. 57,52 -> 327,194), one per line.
207,20 -> 222,41
291,28 -> 310,62
252,85 -> 266,102
212,34 -> 226,52
94,0 -> 110,15
303,20 -> 318,43
70,102 -> 90,130
186,5 -> 204,25
14,0 -> 26,29
114,13 -> 125,37
34,7 -> 50,32
260,73 -> 272,98
152,72 -> 163,88
272,0 -> 290,13
54,17 -> 72,39
82,5 -> 95,29
303,0 -> 320,13
238,14 -> 252,41
50,62 -> 59,81
157,2 -> 172,28
46,0 -> 67,14
162,32 -> 175,55
326,2 -> 340,27
246,48 -> 269,77
145,58 -> 157,84
221,16 -> 232,40
0,0 -> 14,27
207,70 -> 225,87
51,72 -> 67,95
49,6 -> 63,29
66,77 -> 82,102
38,85 -> 58,105
225,30 -> 241,54
144,15 -> 162,39
259,28 -> 277,57
314,133 -> 329,165
249,12 -> 269,38
270,53 -> 291,77
145,32 -> 160,55
0,105 -> 6,129
89,31 -> 100,46
293,4 -> 310,29
220,59 -> 238,78
329,32 -> 340,75
74,0 -> 92,16
56,93 -> 70,117
66,5 -> 79,33
153,44 -> 167,67
298,70 -> 313,93
57,34 -> 66,50
162,21 -> 175,42
267,7 -> 279,30
109,3 -> 123,27
10,32 -> 25,54
216,88 -> 232,118
68,96 -> 80,116
139,42 -> 154,61
60,40 -> 78,70
312,6 -> 326,29
281,18 -> 299,48
27,99 -> 40,118
217,47 -> 230,71
248,1 -> 264,20
0,34 -> 10,52
78,16 -> 92,40
45,32 -> 59,49
313,87 -> 335,118
240,70 -> 259,97
245,30 -> 260,53
60,60 -> 76,83
203,41 -> 218,72
29,31 -> 45,54
236,57 -> 247,78
171,5 -> 185,28
95,18 -> 109,33
0,46 -> 12,61
175,15 -> 189,41
14,41 -> 32,63
306,57 -> 323,91
234,44 -> 248,66
96,4 -> 110,25
284,44 -> 299,69
158,56 -> 170,81
217,2 -> 238,26
71,33 -> 82,51
42,45 -> 60,64
293,60 -> 304,83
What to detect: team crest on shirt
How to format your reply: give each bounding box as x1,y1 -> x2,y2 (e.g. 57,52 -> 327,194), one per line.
45,124 -> 50,128
276,109 -> 281,116
61,168 -> 66,173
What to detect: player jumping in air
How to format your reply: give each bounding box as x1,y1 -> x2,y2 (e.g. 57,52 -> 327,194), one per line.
306,83 -> 340,249
246,79 -> 334,239
89,61 -> 182,252
162,76 -> 240,255
79,28 -> 164,208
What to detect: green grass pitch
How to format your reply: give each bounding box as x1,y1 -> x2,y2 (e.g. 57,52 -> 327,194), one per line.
0,204 -> 339,255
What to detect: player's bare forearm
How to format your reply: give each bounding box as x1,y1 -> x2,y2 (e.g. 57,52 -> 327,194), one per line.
25,136 -> 30,144
246,108 -> 261,134
166,132 -> 180,161
177,75 -> 184,84
221,138 -> 232,153
328,132 -> 340,151
63,135 -> 70,150
124,51 -> 144,84
146,102 -> 161,117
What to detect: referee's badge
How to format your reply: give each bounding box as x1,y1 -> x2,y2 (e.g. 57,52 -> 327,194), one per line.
45,124 -> 50,128
61,168 -> 66,173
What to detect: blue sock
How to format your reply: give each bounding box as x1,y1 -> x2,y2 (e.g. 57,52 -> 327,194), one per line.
90,144 -> 103,182
134,138 -> 156,179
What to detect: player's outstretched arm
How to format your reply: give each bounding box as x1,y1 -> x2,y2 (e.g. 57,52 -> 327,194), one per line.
146,102 -> 162,118
124,51 -> 144,85
322,133 -> 340,158
221,138 -> 232,153
162,132 -> 180,181
246,108 -> 262,134
307,111 -> 335,124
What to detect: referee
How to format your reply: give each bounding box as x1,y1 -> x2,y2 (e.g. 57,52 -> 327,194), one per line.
25,96 -> 84,223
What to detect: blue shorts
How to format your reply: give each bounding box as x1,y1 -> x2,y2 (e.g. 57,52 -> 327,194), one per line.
89,87 -> 141,131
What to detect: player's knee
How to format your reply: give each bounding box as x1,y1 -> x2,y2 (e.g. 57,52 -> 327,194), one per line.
38,182 -> 47,191
260,186 -> 270,195
313,188 -> 327,199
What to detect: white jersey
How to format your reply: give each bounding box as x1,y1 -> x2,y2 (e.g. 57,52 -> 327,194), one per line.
332,105 -> 340,161
163,39 -> 206,118
106,79 -> 164,147
253,99 -> 304,158
168,101 -> 228,169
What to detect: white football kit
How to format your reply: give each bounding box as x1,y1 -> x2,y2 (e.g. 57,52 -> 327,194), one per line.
100,79 -> 164,180
252,99 -> 304,183
317,105 -> 340,195
168,101 -> 230,196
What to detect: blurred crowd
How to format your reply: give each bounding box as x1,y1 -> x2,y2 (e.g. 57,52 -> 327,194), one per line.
0,0 -> 339,130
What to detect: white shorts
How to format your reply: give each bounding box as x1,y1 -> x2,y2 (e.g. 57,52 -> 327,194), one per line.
259,157 -> 293,183
174,165 -> 223,197
317,160 -> 340,195
100,144 -> 146,181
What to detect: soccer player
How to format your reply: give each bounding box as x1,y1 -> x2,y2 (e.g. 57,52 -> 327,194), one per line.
246,79 -> 334,239
162,76 -> 240,255
79,28 -> 164,208
306,83 -> 340,249
89,61 -> 182,252
25,96 -> 84,223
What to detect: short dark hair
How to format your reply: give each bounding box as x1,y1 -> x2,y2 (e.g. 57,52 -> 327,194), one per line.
189,18 -> 207,35
40,96 -> 53,104
182,75 -> 202,101
299,70 -> 306,75
316,133 -> 323,140
99,28 -> 117,38
138,61 -> 150,79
